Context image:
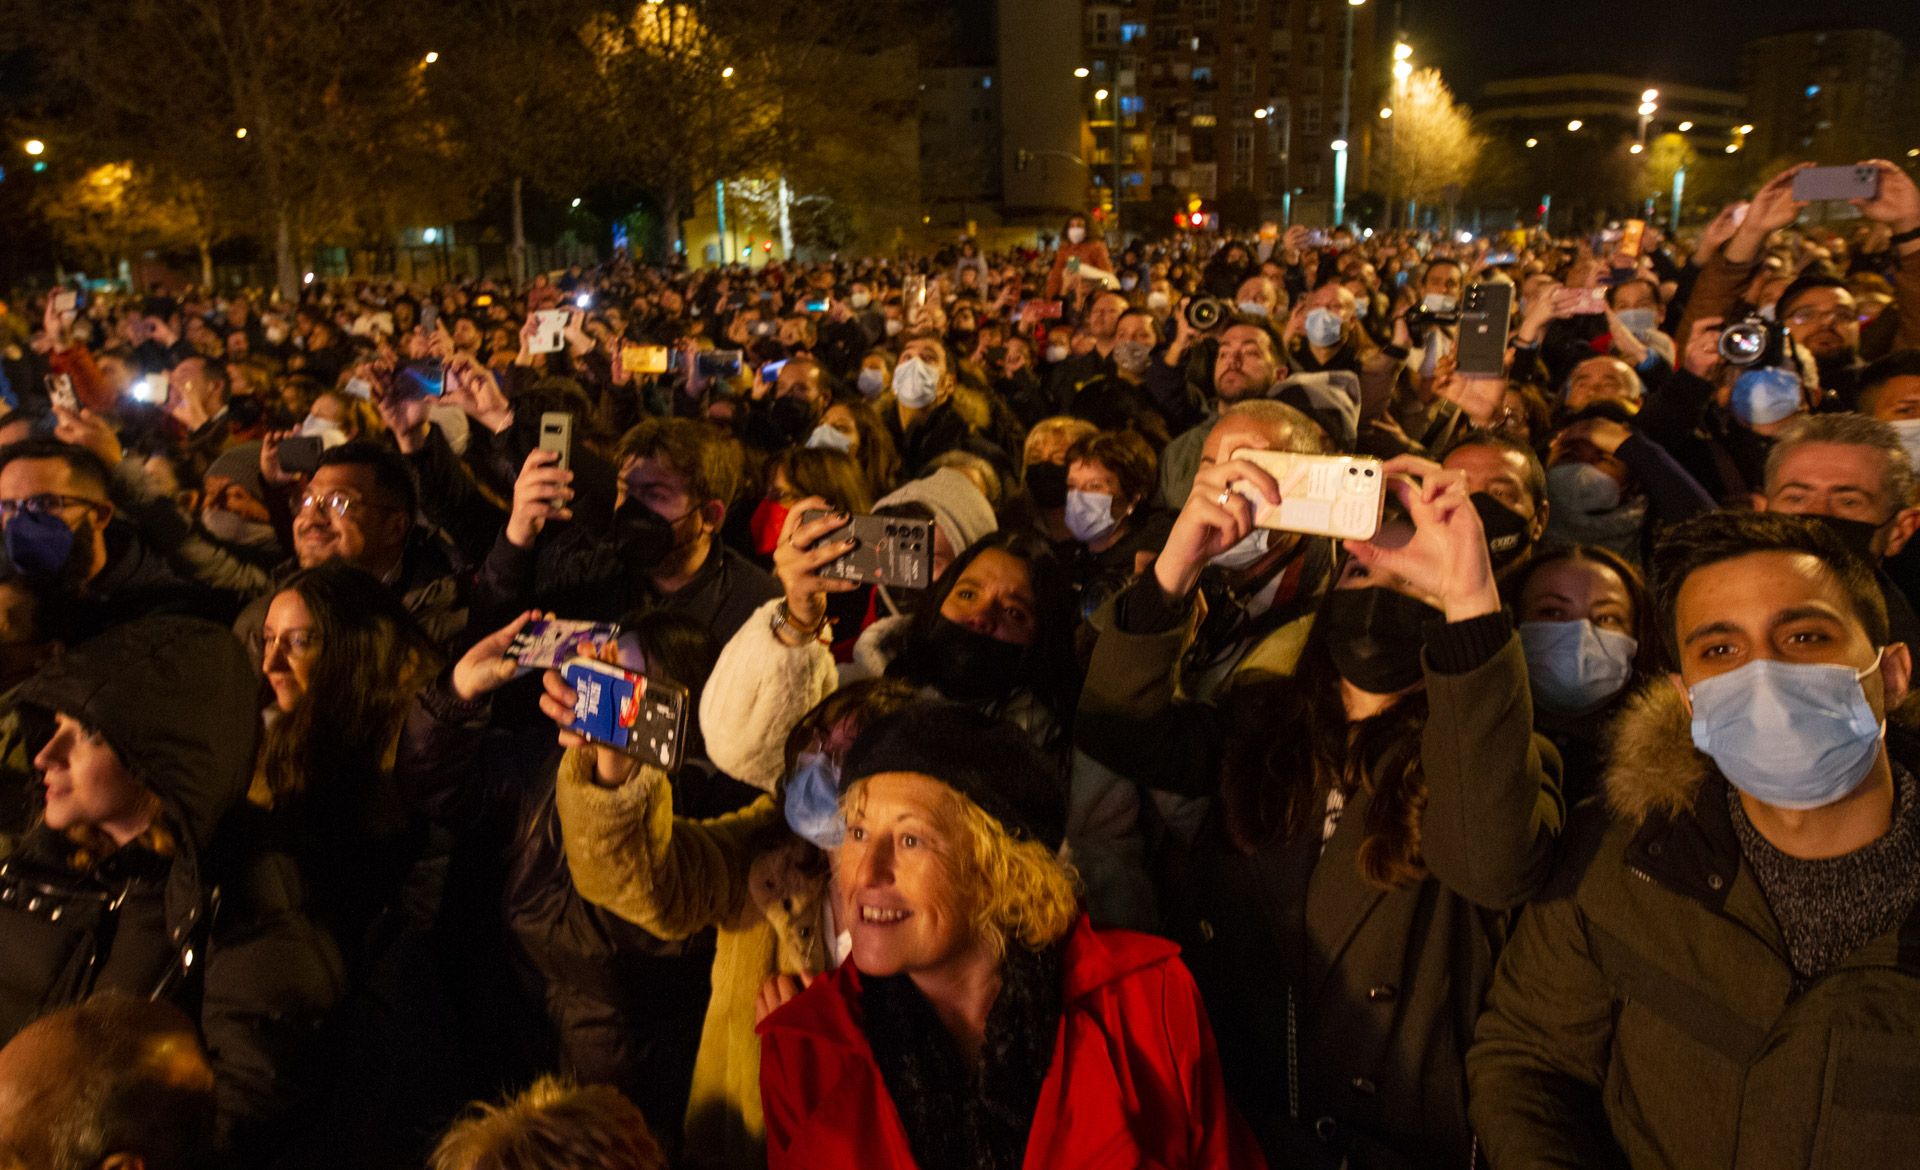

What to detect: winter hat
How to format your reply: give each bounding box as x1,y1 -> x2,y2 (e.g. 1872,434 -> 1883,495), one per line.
874,468 -> 996,561
204,443 -> 267,504
840,701 -> 1066,851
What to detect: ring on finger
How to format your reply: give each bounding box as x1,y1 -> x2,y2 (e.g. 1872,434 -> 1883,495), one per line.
1215,487 -> 1235,508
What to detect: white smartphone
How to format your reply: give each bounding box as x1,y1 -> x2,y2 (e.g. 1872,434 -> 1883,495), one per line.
538,410 -> 572,473
1234,449 -> 1386,543
529,310 -> 570,355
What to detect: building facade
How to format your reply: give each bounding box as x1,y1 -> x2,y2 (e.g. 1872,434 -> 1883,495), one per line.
1740,28 -> 1906,166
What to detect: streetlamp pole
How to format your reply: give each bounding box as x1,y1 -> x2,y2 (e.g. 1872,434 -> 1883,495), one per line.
1334,0 -> 1361,228
1111,91 -> 1124,241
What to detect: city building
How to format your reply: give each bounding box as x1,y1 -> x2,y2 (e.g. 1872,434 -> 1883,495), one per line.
1740,28 -> 1906,165
1478,74 -> 1746,153
919,66 -> 1004,230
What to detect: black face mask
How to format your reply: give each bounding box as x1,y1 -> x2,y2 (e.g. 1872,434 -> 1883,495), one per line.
1025,462 -> 1069,510
767,395 -> 816,445
1322,586 -> 1440,694
899,617 -> 1025,703
1809,513 -> 1885,563
613,500 -> 683,574
1472,492 -> 1535,571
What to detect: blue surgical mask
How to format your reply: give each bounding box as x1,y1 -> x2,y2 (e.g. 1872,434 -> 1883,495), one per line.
783,751 -> 845,848
1731,366 -> 1803,427
1689,652 -> 1886,811
1520,620 -> 1638,713
1237,300 -> 1270,319
1614,307 -> 1658,340
1305,307 -> 1345,348
1209,526 -> 1271,571
805,423 -> 854,453
892,356 -> 940,409
1065,489 -> 1120,544
4,510 -> 77,580
1548,461 -> 1623,516
857,367 -> 887,398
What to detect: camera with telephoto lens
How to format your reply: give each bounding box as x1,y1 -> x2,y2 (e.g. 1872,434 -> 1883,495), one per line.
1406,303 -> 1462,331
1183,295 -> 1227,332
1717,315 -> 1775,367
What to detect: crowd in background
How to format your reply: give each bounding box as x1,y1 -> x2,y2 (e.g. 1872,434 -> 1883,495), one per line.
0,155 -> 1918,1170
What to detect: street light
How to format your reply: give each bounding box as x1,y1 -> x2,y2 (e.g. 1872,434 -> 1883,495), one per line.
1678,120 -> 1693,132
235,127 -> 248,139
1331,138 -> 1349,152
424,51 -> 438,64
720,66 -> 735,79
1379,106 -> 1392,119
1525,137 -> 1538,148
1630,143 -> 1644,154
1393,41 -> 1412,60
1641,88 -> 1659,103
1392,58 -> 1411,82
23,139 -> 44,156
571,197 -> 582,208
1726,143 -> 1740,154
1737,123 -> 1754,135
1074,67 -> 1090,79
1567,119 -> 1583,132
1333,0 -> 1364,227
1638,101 -> 1657,117
1254,107 -> 1269,119
1094,88 -> 1109,101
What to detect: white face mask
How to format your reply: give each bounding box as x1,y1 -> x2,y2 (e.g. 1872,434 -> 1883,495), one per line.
857,367 -> 888,398
806,423 -> 855,453
1045,344 -> 1071,363
1065,490 -> 1120,544
884,318 -> 904,337
1889,417 -> 1920,470
1422,292 -> 1459,315
1147,291 -> 1172,312
1067,226 -> 1087,245
1210,527 -> 1271,571
299,415 -> 349,448
892,356 -> 941,409
850,292 -> 872,309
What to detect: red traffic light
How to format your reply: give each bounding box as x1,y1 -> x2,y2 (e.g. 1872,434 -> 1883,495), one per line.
1174,212 -> 1188,228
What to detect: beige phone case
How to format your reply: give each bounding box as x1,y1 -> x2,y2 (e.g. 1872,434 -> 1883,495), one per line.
1235,449 -> 1385,543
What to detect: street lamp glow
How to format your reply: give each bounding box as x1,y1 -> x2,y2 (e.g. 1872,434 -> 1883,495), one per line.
720,66 -> 735,79
1909,148 -> 1920,158
424,51 -> 438,64
1678,120 -> 1693,132
1331,138 -> 1348,152
570,197 -> 582,208
1629,143 -> 1644,154
1641,88 -> 1659,103
1638,101 -> 1657,117
1567,119 -> 1583,132
1094,88 -> 1109,101
1393,42 -> 1412,60
1379,106 -> 1392,119
1073,67 -> 1090,78
235,127 -> 247,139
1254,107 -> 1268,119
1348,0 -> 1366,7
1525,137 -> 1539,148
1737,124 -> 1753,135
422,227 -> 439,244
1726,143 -> 1740,154
23,139 -> 44,156
1392,59 -> 1412,81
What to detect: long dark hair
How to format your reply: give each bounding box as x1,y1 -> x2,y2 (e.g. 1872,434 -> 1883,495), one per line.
1216,591 -> 1431,888
258,563 -> 440,804
889,530 -> 1082,734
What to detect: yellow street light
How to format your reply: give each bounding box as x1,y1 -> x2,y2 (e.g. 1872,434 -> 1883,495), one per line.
1393,41 -> 1412,60
1629,143 -> 1644,154
23,139 -> 44,156
1254,107 -> 1268,119
721,66 -> 735,79
235,127 -> 248,139
1074,67 -> 1090,79
1379,106 -> 1392,119
1392,59 -> 1412,81
424,51 -> 439,65
1641,88 -> 1659,103
1737,123 -> 1753,135
1726,143 -> 1740,154
1525,137 -> 1539,148
1567,119 -> 1583,132
1637,101 -> 1657,117
1094,88 -> 1109,101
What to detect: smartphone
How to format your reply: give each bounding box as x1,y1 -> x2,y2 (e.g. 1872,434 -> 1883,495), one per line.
45,374 -> 77,413
1019,300 -> 1065,322
759,358 -> 789,387
799,509 -> 935,590
529,309 -> 570,355
804,297 -> 830,313
561,657 -> 690,771
623,344 -> 670,375
507,619 -> 622,669
1454,282 -> 1514,377
1483,252 -> 1519,266
50,290 -> 79,321
538,411 -> 573,474
698,349 -> 744,379
1792,165 -> 1879,203
1555,287 -> 1608,317
903,275 -> 928,309
396,359 -> 445,398
277,435 -> 325,476
1619,219 -> 1646,258
1233,450 -> 1386,543
1730,201 -> 1750,228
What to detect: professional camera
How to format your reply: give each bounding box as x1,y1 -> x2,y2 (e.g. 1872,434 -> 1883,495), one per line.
1717,315 -> 1774,367
1183,295 -> 1227,332
1405,303 -> 1462,332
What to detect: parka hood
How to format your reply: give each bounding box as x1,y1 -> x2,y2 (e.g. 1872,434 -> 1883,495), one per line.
18,616 -> 261,853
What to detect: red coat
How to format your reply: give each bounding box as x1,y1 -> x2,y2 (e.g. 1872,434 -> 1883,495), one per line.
757,915 -> 1268,1170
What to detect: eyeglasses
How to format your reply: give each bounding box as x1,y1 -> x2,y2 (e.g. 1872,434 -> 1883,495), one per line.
0,494 -> 107,522
1784,306 -> 1854,328
297,490 -> 393,520
250,628 -> 320,659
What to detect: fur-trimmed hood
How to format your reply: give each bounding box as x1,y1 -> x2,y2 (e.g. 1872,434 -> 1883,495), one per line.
1605,678 -> 1920,827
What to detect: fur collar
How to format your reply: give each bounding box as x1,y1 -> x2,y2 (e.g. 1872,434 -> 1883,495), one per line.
1603,681 -> 1710,827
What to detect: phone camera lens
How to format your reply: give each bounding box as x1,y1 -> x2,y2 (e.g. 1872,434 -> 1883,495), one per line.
1364,468 -> 1375,477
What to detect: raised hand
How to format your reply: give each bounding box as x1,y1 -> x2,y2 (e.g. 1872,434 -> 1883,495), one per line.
1342,456 -> 1498,622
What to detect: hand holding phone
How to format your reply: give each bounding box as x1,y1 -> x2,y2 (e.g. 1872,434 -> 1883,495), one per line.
557,657 -> 689,771
1792,165 -> 1879,204
507,618 -> 622,669
529,310 -> 569,355
798,509 -> 935,590
1235,450 -> 1385,542
1341,454 -> 1501,624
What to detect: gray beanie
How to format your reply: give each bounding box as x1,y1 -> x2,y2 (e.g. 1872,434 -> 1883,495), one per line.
874,467 -> 997,558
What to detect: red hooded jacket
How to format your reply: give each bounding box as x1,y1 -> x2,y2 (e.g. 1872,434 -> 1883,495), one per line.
758,915 -> 1268,1170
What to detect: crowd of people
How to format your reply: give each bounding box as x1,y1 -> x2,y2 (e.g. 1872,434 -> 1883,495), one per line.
0,153 -> 1918,1170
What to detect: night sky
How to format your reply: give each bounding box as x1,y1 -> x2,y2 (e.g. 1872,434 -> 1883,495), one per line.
1403,0 -> 1920,98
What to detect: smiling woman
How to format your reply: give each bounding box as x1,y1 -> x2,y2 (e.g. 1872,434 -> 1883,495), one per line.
757,702 -> 1267,1170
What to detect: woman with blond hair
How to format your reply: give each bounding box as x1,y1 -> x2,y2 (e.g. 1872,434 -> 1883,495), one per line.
757,702 -> 1266,1170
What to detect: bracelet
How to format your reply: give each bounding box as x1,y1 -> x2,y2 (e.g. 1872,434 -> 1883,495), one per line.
1891,225 -> 1920,248
770,600 -> 829,644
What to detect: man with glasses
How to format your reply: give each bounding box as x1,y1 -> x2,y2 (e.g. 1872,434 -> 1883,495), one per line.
235,441 -> 467,650
0,439 -> 204,636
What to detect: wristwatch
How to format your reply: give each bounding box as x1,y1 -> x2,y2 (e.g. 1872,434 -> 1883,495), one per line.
770,601 -> 829,644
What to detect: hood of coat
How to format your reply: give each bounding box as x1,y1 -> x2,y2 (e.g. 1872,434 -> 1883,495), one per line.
1606,677 -> 1920,827
17,616 -> 261,854
850,614 -> 911,681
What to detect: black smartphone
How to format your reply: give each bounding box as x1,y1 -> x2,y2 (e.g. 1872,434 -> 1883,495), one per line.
1454,282 -> 1515,378
698,349 -> 745,379
800,509 -> 935,590
277,435 -> 325,476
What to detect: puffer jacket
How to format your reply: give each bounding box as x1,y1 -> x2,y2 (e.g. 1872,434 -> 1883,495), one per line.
1469,684 -> 1920,1170
0,617 -> 343,1155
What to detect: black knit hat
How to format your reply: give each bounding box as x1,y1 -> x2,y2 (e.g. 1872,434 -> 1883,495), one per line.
840,701 -> 1067,851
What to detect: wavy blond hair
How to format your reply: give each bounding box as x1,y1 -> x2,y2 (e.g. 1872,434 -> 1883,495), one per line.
843,777 -> 1081,961
430,1077 -> 663,1170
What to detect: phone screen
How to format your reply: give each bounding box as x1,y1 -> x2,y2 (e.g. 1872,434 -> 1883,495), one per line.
398,361 -> 445,398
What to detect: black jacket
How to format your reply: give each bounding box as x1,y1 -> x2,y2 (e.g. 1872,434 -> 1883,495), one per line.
0,617 -> 343,1155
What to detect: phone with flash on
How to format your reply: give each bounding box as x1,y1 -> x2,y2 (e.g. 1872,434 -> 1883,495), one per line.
539,411 -> 573,473
1233,450 -> 1386,543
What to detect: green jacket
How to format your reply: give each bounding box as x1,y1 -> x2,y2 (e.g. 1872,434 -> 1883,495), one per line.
1469,683 -> 1920,1169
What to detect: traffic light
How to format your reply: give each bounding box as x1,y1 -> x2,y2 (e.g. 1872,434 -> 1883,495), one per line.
1174,212 -> 1188,229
